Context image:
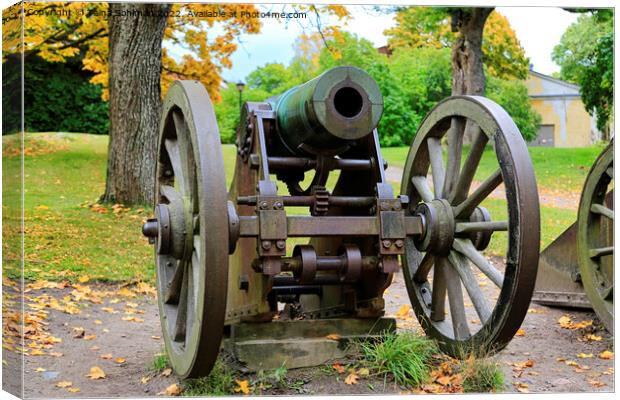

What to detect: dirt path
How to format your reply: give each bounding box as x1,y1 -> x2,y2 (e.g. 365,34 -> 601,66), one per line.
385,166 -> 580,210
3,270 -> 613,397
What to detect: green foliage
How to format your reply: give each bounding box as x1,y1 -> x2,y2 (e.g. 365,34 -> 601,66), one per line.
460,357 -> 504,393
2,55 -> 109,135
552,11 -> 613,130
360,331 -> 437,387
486,77 -> 541,142
183,359 -> 236,396
151,352 -> 169,371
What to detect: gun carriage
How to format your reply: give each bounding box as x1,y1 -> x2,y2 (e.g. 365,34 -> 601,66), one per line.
142,66 -> 541,378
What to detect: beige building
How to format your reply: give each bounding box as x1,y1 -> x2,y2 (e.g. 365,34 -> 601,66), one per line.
524,71 -> 601,147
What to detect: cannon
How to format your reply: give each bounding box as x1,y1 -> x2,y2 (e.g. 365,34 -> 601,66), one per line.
142,66 -> 541,378
533,141 -> 614,332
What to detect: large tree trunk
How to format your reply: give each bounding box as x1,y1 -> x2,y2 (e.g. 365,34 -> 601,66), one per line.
102,3 -> 171,205
450,7 -> 493,96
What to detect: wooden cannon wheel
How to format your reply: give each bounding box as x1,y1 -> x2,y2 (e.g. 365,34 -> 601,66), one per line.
153,81 -> 229,378
401,96 -> 540,356
577,141 -> 614,333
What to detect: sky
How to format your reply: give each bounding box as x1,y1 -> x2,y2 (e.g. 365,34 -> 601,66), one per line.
175,5 -> 580,84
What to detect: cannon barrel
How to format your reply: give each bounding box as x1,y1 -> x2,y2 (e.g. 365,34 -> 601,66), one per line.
271,66 -> 383,155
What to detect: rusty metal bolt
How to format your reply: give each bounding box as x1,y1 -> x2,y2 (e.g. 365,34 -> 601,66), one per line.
259,201 -> 268,210
395,239 -> 404,248
274,201 -> 283,209
261,240 -> 272,250
382,239 -> 392,248
276,240 -> 286,250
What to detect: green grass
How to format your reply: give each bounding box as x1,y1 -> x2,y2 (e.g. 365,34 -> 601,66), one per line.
382,144 -> 605,193
151,352 -> 169,371
360,331 -> 437,388
459,356 -> 504,393
182,359 -> 237,396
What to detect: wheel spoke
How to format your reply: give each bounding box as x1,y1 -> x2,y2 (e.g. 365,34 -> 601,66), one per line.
427,138 -> 445,198
413,253 -> 435,283
606,166 -> 613,178
443,117 -> 464,197
589,246 -> 614,258
448,251 -> 492,324
443,257 -> 471,340
412,175 -> 435,203
591,203 -> 614,220
455,221 -> 508,234
164,259 -> 185,304
172,262 -> 189,342
450,126 -> 488,204
164,138 -> 187,196
430,257 -> 447,321
452,238 -> 504,287
171,109 -> 197,201
453,169 -> 503,218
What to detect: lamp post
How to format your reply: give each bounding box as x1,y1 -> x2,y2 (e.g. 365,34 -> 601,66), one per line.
236,81 -> 245,111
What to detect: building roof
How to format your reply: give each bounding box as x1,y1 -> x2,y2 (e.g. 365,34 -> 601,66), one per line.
526,70 -> 581,99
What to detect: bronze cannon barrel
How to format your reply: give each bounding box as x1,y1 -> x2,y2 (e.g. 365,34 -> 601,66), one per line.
271,66 -> 383,155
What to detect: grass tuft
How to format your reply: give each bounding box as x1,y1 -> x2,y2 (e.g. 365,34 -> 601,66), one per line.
460,356 -> 504,393
360,331 -> 437,387
151,352 -> 168,371
182,359 -> 236,396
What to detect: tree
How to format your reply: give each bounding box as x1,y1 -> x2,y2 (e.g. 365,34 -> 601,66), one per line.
552,10 -> 613,134
385,7 -> 529,94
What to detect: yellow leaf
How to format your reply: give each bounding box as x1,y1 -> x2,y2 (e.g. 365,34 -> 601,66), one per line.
325,334 -> 341,341
234,379 -> 251,394
114,357 -> 126,364
72,327 -> 85,338
83,335 -> 97,341
599,350 -> 614,360
100,354 -> 113,360
395,304 -> 411,319
515,328 -> 526,336
30,349 -> 45,356
86,366 -> 106,380
56,381 -> 72,388
78,276 -> 90,283
161,368 -> 172,377
577,353 -> 593,358
140,376 -> 151,384
584,334 -> 603,342
558,315 -> 572,328
49,352 -> 63,357
436,375 -> 451,386
35,367 -> 46,372
344,373 -> 359,385
94,320 -> 102,325
67,388 -> 81,393
158,383 -> 182,396
358,367 -> 370,377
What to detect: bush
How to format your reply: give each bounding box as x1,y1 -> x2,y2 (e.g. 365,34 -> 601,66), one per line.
2,55 -> 109,135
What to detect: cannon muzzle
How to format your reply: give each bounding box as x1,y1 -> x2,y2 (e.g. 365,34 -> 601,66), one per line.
272,66 -> 383,155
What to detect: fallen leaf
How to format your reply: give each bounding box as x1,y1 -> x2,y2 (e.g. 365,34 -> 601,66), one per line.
94,320 -> 102,325
90,346 -> 100,351
515,328 -> 526,337
72,327 -> 85,338
114,357 -> 126,364
86,366 -> 106,380
56,381 -> 72,388
584,334 -> 603,342
161,368 -> 172,377
151,336 -> 161,340
558,315 -> 572,328
325,334 -> 341,341
67,388 -> 81,393
78,276 -> 90,283
358,367 -> 370,377
30,349 -> 45,356
395,304 -> 411,319
35,367 -> 46,372
83,334 -> 97,341
588,379 -> 605,388
49,352 -> 63,357
234,379 -> 251,395
332,363 -> 345,374
101,307 -> 118,314
121,316 -> 144,323
100,354 -> 113,360
599,350 -> 614,360
345,373 -> 359,385
158,383 -> 182,396
514,382 -> 529,393
577,353 -> 593,358
436,375 -> 451,386
140,376 -> 151,384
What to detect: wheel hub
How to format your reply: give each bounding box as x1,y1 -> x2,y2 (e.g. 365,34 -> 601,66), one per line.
142,197 -> 190,259
414,199 -> 455,254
